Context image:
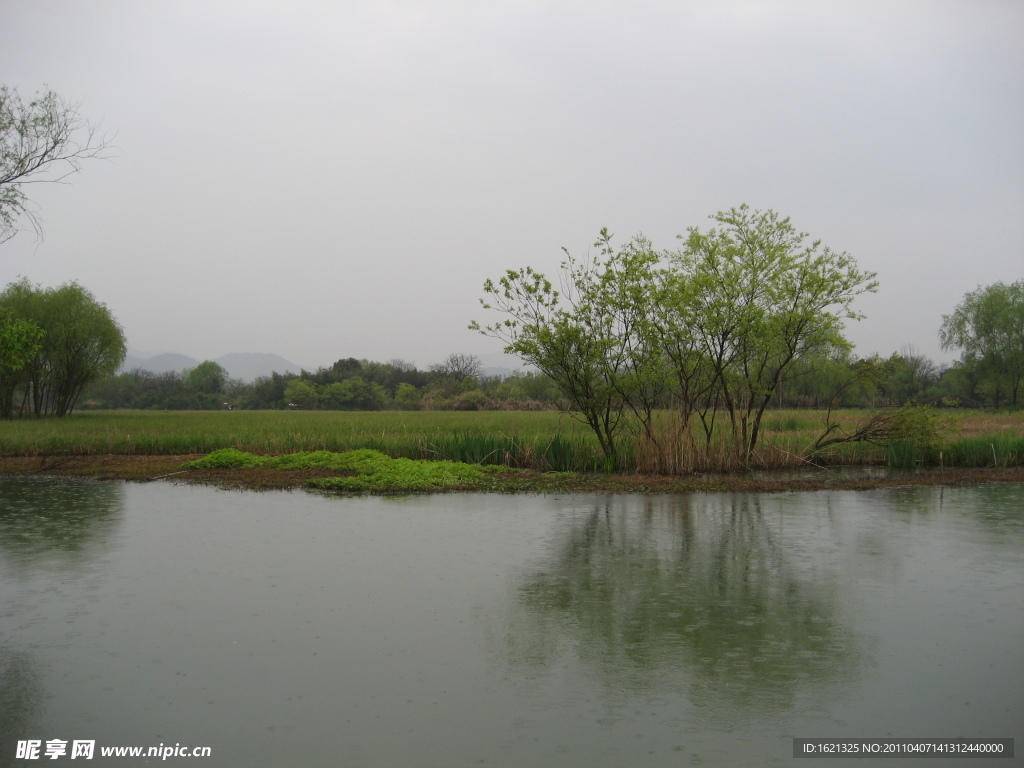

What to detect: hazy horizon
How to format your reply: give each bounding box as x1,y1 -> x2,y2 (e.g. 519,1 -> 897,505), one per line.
2,1 -> 1021,371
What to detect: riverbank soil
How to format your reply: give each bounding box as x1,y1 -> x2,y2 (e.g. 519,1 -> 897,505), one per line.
0,454 -> 1022,493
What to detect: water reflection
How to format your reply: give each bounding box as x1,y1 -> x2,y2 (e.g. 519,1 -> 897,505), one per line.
507,495 -> 858,715
0,478 -> 122,569
0,649 -> 41,768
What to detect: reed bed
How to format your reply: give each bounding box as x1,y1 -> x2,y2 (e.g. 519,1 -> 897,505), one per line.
1,408 -> 1021,472
0,410 -> 602,468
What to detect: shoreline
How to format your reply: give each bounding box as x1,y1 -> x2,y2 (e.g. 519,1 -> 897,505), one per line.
1,454 -> 1022,494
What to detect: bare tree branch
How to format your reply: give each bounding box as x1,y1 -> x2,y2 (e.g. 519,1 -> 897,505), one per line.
1,85 -> 115,244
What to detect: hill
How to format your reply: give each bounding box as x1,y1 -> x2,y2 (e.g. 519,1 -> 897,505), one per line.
121,352 -> 301,382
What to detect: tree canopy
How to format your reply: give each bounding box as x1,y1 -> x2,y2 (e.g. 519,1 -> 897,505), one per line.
1,85 -> 112,244
0,279 -> 126,417
940,280 -> 1024,407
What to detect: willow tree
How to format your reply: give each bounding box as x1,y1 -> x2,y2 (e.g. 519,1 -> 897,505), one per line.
940,280 -> 1024,407
0,279 -> 126,417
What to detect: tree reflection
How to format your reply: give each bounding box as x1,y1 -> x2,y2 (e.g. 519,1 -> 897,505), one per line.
0,478 -> 122,567
505,495 -> 859,713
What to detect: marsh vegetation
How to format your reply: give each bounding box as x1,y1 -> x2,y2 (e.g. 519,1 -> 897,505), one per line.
1,408 -> 1021,475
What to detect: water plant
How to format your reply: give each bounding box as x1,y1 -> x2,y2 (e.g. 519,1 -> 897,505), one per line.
183,448 -> 500,493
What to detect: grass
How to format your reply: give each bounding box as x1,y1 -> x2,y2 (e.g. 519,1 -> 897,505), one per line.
0,409 -> 598,459
1,408 -> 1022,473
888,436 -> 1024,470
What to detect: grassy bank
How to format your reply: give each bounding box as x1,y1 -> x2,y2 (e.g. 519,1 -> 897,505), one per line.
1,409 -> 1022,472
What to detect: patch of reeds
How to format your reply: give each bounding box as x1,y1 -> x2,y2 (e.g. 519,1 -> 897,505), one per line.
886,439 -> 922,469
421,431 -> 603,472
936,434 -> 1024,468
887,433 -> 1024,469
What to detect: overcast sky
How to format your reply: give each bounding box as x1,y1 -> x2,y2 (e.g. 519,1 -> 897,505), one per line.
2,0 -> 1021,371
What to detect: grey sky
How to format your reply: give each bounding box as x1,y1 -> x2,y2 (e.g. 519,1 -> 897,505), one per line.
2,0 -> 1021,371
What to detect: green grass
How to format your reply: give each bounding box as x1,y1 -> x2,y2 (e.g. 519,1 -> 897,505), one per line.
2,409 -> 1021,473
936,433 -> 1024,468
0,409 -> 597,456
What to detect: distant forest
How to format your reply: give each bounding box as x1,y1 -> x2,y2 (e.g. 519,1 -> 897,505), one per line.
77,348 -> 1009,412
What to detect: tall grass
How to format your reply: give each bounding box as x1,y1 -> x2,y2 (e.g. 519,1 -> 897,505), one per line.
1,408 -> 1021,472
936,434 -> 1024,468
0,410 -> 606,472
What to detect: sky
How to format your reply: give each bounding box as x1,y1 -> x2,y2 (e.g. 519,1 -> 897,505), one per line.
1,0 -> 1021,372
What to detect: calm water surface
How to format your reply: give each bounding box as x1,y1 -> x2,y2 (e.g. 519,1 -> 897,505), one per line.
0,479 -> 1021,767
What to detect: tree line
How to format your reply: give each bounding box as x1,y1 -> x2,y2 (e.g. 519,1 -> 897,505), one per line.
78,353 -> 563,412
72,343 -> 1014,416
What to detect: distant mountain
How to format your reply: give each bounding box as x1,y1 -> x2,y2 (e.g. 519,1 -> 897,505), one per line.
214,353 -> 301,381
121,352 -> 301,382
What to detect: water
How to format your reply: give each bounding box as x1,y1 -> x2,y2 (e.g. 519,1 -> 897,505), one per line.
1,478 -> 1021,767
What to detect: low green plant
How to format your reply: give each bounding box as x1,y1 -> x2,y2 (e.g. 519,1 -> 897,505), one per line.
183,447 -> 500,493
310,456 -> 491,492
183,448 -> 267,469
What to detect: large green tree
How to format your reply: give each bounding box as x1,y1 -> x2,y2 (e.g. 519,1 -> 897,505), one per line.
474,229 -> 663,465
1,86 -> 112,244
476,206 -> 877,468
0,279 -> 126,417
669,206 -> 877,460
940,280 -> 1024,407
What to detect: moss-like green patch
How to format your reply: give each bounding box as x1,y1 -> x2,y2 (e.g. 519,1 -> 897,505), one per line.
184,448 -> 505,492
183,448 -> 266,469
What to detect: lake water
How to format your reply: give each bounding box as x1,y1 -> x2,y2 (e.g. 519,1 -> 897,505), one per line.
1,478 -> 1021,767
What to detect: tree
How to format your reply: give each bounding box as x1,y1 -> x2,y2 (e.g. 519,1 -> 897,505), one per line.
474,230 -> 663,465
940,280 -> 1024,407
0,279 -> 126,417
0,308 -> 44,418
1,86 -> 113,244
283,379 -> 319,409
186,361 -> 228,395
476,207 -> 878,469
671,205 -> 877,460
394,382 -> 422,410
184,361 -> 229,409
428,353 -> 484,396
